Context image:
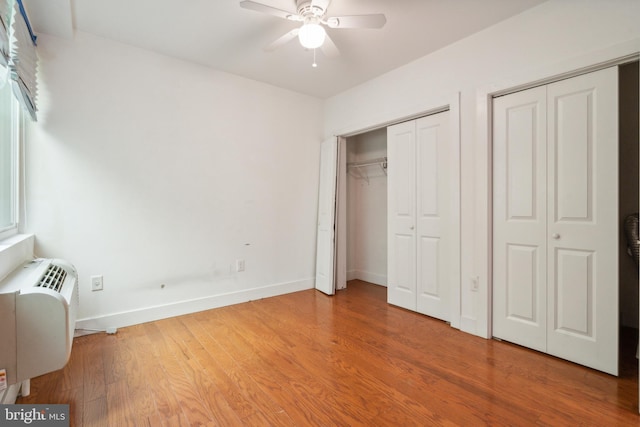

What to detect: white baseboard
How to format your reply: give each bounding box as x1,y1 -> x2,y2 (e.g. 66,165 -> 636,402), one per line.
346,270 -> 387,287
75,278 -> 314,332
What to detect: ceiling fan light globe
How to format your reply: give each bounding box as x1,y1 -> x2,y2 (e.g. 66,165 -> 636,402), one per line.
298,23 -> 326,49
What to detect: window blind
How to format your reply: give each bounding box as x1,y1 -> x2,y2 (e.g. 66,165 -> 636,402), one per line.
0,0 -> 10,68
8,0 -> 37,121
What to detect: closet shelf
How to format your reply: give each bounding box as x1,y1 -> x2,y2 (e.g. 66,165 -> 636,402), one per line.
347,157 -> 387,184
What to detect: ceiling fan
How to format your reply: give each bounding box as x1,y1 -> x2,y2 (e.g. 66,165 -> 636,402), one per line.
239,0 -> 387,59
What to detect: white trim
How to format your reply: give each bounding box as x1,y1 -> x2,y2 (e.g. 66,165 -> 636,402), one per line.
0,233 -> 34,281
329,96 -> 452,139
449,92 -> 461,330
335,137 -> 348,291
472,38 -> 640,339
347,269 -> 387,287
0,87 -> 21,237
75,277 -> 314,332
0,226 -> 18,241
490,52 -> 639,99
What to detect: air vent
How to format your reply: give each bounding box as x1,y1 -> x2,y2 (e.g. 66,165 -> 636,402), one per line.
36,265 -> 67,293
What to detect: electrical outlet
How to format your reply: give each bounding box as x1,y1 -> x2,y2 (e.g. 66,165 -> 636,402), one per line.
236,259 -> 245,272
91,275 -> 103,291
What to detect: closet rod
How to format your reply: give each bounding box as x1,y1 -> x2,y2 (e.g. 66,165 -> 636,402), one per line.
347,157 -> 387,168
347,157 -> 388,184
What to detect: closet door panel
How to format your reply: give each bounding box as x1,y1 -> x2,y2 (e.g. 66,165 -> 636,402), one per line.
315,138 -> 338,295
492,86 -> 548,352
506,106 -> 539,219
419,236 -> 439,297
554,248 -> 593,335
387,121 -> 417,310
506,244 -> 539,322
554,91 -> 593,221
546,67 -> 618,375
418,125 -> 439,219
416,112 -> 451,320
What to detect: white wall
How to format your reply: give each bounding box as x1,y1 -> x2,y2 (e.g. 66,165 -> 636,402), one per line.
346,128 -> 387,286
324,0 -> 640,337
25,32 -> 324,329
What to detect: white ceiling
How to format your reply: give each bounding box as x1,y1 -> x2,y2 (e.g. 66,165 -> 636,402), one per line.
23,0 -> 547,98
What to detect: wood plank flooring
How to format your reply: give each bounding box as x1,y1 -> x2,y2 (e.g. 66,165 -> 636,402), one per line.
17,280 -> 640,426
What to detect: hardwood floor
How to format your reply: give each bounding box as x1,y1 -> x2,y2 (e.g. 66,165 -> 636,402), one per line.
17,280 -> 640,426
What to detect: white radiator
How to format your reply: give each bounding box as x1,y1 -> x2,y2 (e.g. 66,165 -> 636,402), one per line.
0,258 -> 78,403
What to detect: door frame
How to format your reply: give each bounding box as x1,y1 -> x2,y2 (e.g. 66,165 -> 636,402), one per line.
330,92 -> 462,329
472,43 -> 640,340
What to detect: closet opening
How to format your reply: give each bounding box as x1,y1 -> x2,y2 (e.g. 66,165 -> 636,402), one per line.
337,106 -> 459,325
619,60 -> 639,376
316,96 -> 460,326
344,128 -> 388,289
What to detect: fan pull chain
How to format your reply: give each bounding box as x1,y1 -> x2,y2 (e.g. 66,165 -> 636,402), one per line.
312,48 -> 318,68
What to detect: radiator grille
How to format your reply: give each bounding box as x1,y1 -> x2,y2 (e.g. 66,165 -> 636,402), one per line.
36,265 -> 67,293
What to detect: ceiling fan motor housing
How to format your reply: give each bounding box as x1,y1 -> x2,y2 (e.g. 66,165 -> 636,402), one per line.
296,0 -> 329,18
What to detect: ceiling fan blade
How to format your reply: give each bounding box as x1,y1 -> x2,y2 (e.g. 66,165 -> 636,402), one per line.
326,14 -> 387,29
265,28 -> 300,51
321,33 -> 340,58
239,0 -> 298,20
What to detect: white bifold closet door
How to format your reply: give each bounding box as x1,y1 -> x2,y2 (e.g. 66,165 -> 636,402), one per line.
388,111 -> 451,321
493,67 -> 618,375
315,138 -> 339,295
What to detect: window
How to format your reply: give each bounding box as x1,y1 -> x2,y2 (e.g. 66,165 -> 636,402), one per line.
0,81 -> 20,237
